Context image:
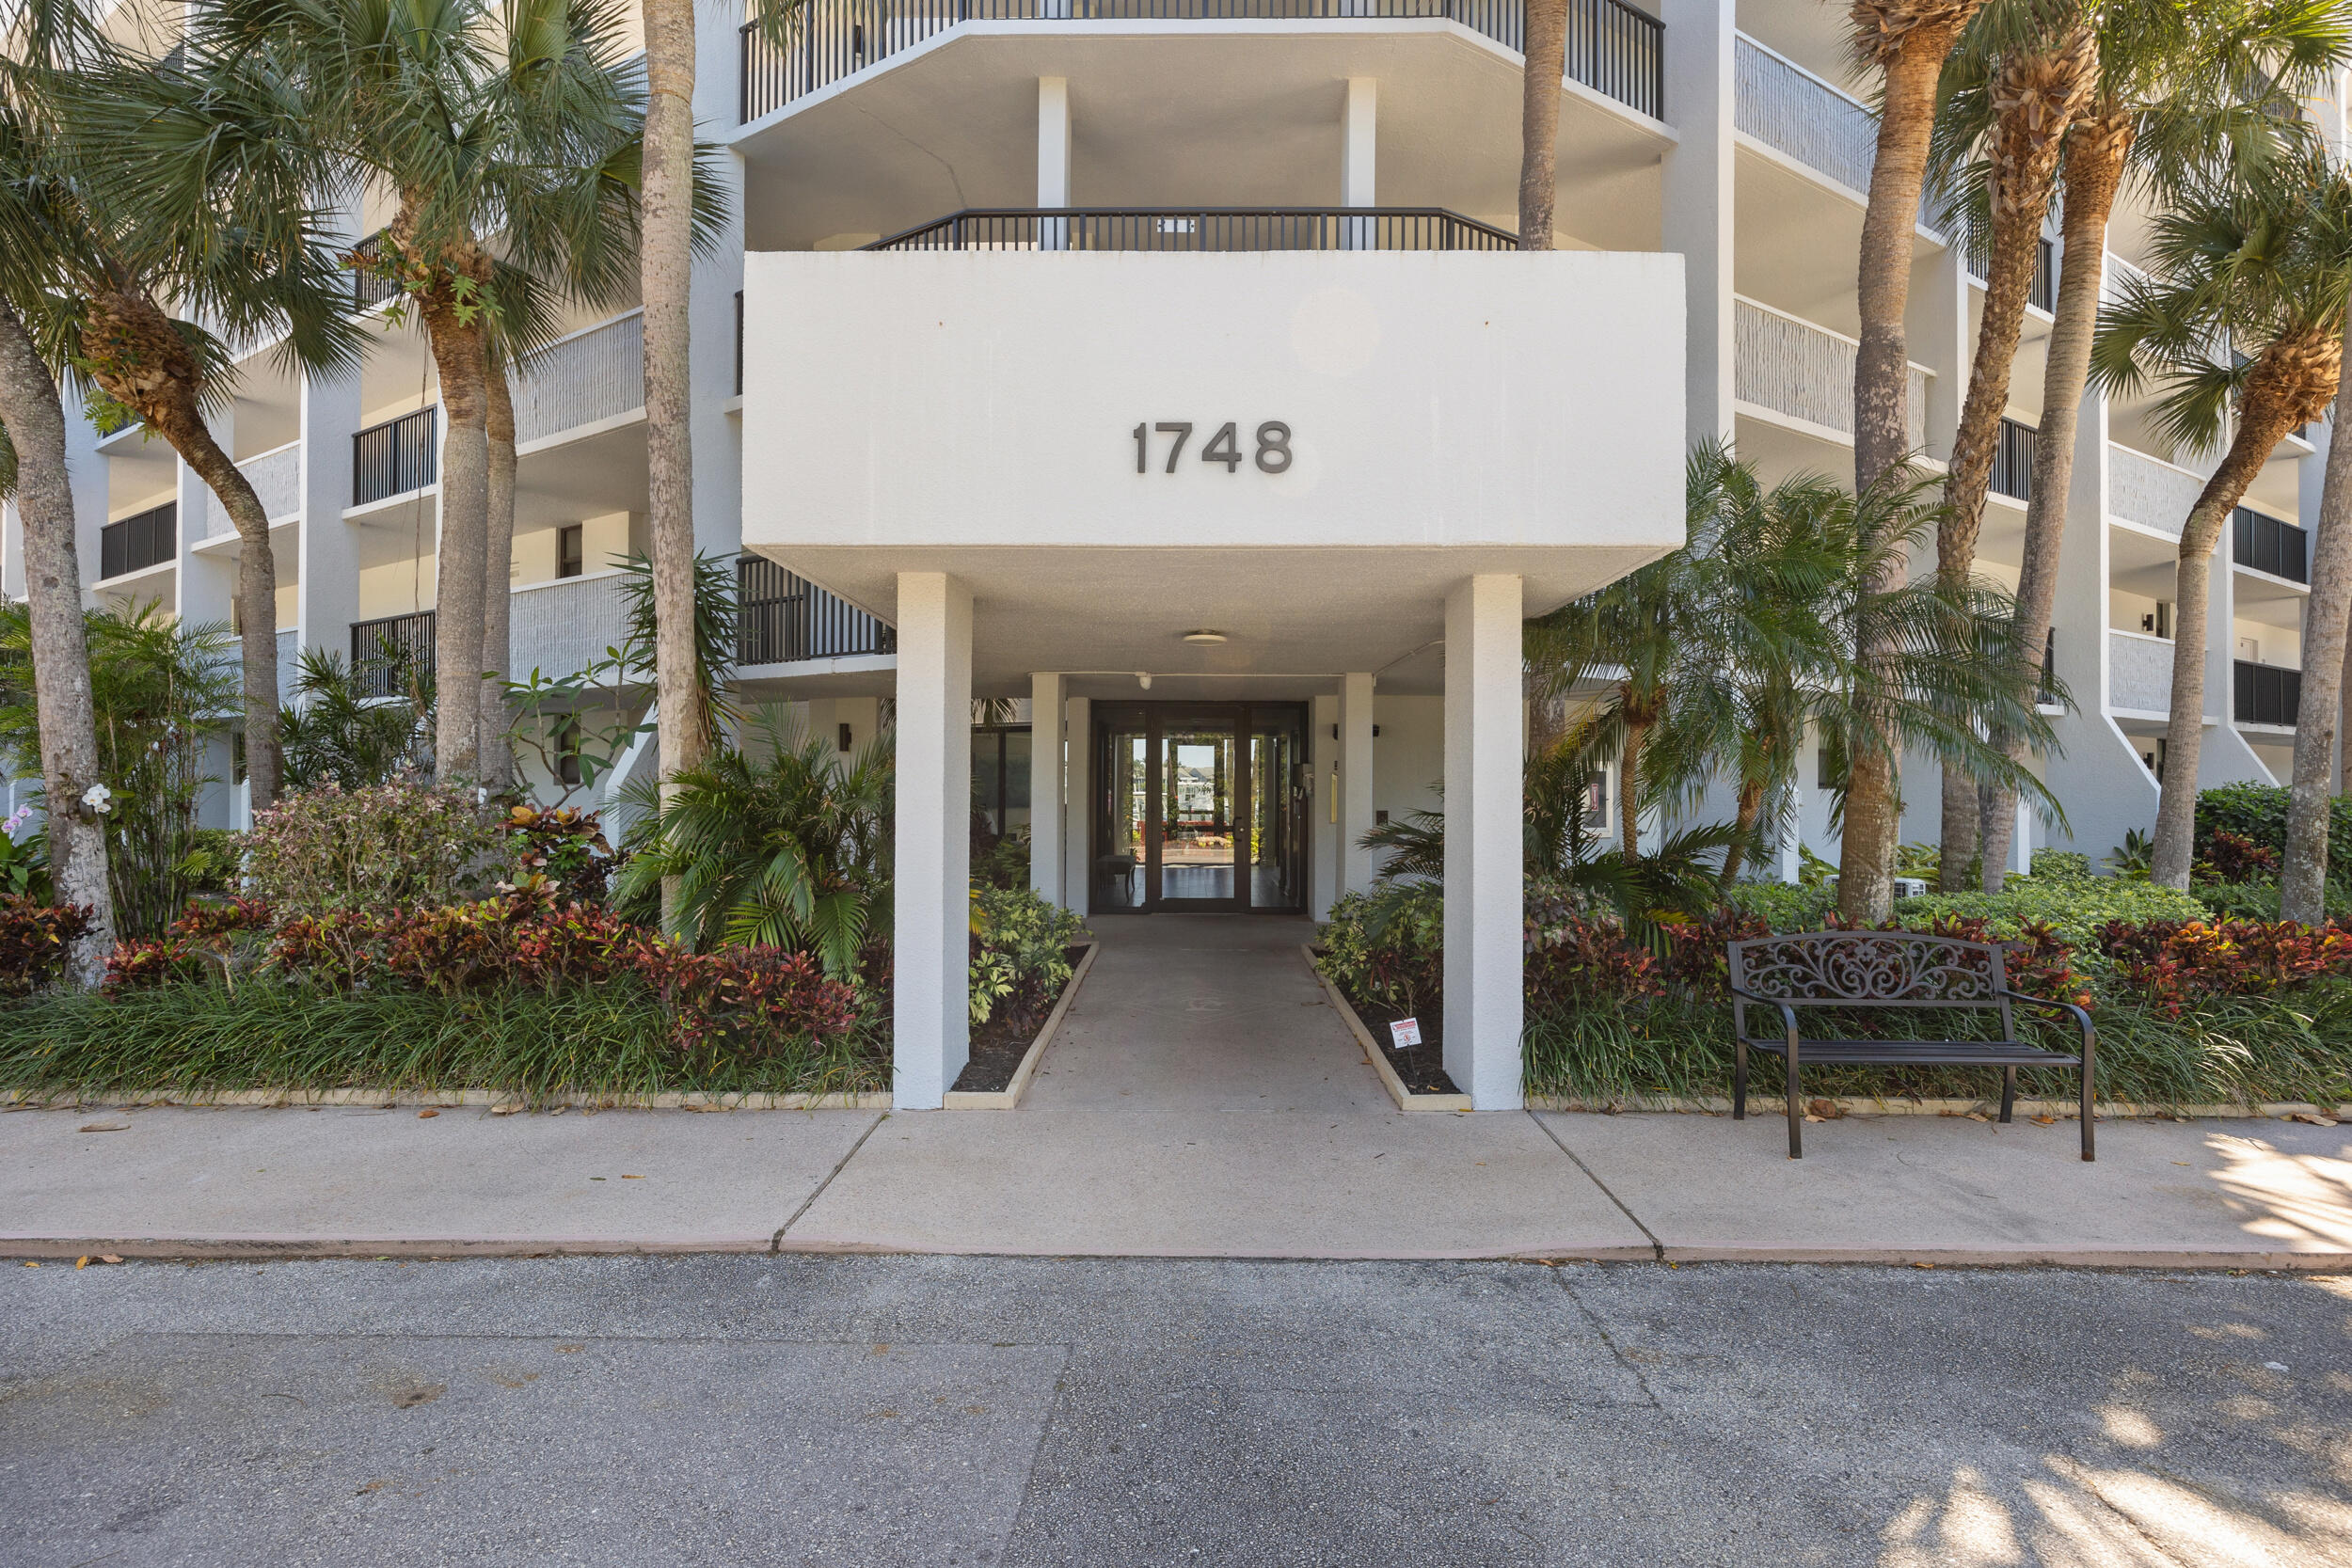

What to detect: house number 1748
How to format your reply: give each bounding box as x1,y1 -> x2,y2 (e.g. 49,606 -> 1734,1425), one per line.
1132,420 -> 1294,475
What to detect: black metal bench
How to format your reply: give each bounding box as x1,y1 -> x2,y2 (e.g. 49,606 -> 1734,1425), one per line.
1726,930 -> 2096,1161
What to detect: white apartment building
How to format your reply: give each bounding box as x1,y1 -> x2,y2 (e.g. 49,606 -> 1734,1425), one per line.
6,0 -> 2344,1107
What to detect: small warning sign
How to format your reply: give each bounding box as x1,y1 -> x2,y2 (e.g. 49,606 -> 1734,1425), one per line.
1388,1018 -> 1422,1051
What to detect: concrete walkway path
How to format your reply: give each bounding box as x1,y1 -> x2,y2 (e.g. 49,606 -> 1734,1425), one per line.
4,916 -> 2351,1266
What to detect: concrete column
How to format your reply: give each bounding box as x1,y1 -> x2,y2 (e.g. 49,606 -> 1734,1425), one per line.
297,366 -> 363,671
1659,0 -> 1736,446
892,571 -> 973,1110
1309,691 -> 1339,919
1442,575 -> 1525,1111
1063,695 -> 1090,918
1029,672 -> 1066,906
1341,78 -> 1376,250
1917,241 -> 1970,467
1339,671 -> 1376,895
1038,77 -> 1071,251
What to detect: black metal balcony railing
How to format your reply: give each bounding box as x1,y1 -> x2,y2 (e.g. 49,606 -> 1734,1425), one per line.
349,610 -> 437,699
741,0 -> 1664,124
2233,506 -> 2308,584
1990,416 -> 2034,502
353,407 -> 438,507
737,557 -> 898,665
867,206 -> 1518,251
348,230 -> 402,311
2235,659 -> 2301,727
2037,626 -> 2056,706
2030,234 -> 2057,312
99,501 -> 176,580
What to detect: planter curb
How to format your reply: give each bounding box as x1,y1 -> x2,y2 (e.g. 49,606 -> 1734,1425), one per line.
943,941 -> 1099,1110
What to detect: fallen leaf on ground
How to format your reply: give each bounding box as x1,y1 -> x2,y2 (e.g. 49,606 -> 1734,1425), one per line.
417,1110 -> 438,1119
2287,1113 -> 2339,1127
1805,1099 -> 1844,1119
77,1121 -> 127,1133
2031,1116 -> 2056,1126
21,1261 -> 36,1268
489,1104 -> 521,1117
74,1257 -> 87,1269
620,1174 -> 644,1180
389,1384 -> 444,1409
97,1255 -> 122,1264
1965,1113 -> 1992,1123
1804,1114 -> 1826,1123
1912,1261 -> 1936,1270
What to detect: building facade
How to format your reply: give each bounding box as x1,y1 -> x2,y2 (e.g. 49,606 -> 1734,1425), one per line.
7,0 -> 2347,1106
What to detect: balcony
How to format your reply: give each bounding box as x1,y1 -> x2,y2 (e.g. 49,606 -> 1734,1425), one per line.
866,207 -> 1518,251
2107,445 -> 2201,538
512,310 -> 645,447
1989,417 -> 2033,503
278,628 -> 300,700
353,407 -> 437,507
741,0 -> 1665,125
347,230 -> 401,311
2235,659 -> 2301,728
349,610 -> 436,699
2233,506 -> 2307,583
1964,234 -> 2056,313
510,573 -> 633,681
2107,628 -> 2173,715
1732,296 -> 1929,451
1734,35 -> 1874,195
202,441 -> 302,540
99,501 -> 176,580
738,557 -> 897,665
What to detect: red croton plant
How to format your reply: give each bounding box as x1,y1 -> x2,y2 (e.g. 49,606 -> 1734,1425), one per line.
2098,919 -> 2352,1015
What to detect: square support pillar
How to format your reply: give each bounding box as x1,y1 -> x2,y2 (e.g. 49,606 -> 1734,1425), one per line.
1309,691 -> 1339,920
1063,695 -> 1091,918
1660,0 -> 1735,446
1037,77 -> 1071,250
1443,575 -> 1525,1110
1029,672 -> 1067,907
1339,671 -> 1377,895
1341,77 -> 1377,249
893,571 -> 973,1109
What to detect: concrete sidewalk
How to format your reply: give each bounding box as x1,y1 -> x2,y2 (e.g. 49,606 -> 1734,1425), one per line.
5,1100 -> 2349,1267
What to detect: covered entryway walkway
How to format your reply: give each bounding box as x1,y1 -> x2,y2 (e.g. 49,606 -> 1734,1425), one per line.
1027,916 -> 1385,1112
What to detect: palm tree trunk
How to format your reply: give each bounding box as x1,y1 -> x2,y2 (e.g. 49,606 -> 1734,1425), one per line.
80,290 -> 287,810
422,314 -> 489,783
477,360 -> 516,791
1720,774 -> 1767,888
1978,104 -> 2133,893
1935,27 -> 2096,890
1618,712 -> 1648,863
0,301 -> 114,983
641,0 -> 709,907
2281,333 -> 2352,924
1841,1 -> 1980,926
1518,0 -> 1567,249
2153,391 -> 2329,887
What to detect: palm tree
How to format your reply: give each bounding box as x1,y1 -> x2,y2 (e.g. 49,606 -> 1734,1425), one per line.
2284,325 -> 2352,925
10,24 -> 365,815
0,315 -> 112,981
614,709 -> 894,974
199,0 -> 651,785
1975,0 -> 2352,891
1518,0 -> 1568,249
2092,152 -> 2351,890
1927,2 -> 2098,888
1838,0 -> 1986,924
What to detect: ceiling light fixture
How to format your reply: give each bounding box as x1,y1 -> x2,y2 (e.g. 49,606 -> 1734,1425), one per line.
1137,673 -> 1152,690
1182,630 -> 1229,644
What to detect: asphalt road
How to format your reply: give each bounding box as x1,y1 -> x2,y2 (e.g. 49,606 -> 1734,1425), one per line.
1,1256 -> 2345,1566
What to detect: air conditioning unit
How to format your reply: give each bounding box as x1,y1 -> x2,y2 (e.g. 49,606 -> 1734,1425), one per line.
1892,876 -> 1930,899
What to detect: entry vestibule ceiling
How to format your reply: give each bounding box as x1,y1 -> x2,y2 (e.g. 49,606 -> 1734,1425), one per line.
733,27 -> 1671,253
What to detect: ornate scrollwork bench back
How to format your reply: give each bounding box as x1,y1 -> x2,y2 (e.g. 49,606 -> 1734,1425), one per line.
1724,930 -> 2095,1163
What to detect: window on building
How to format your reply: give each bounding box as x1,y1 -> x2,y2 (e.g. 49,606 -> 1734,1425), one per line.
970,725 -> 1032,843
555,716 -> 583,786
557,524 -> 584,579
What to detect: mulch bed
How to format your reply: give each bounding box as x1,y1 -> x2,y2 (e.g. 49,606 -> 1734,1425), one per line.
1334,985 -> 1461,1097
949,944 -> 1090,1094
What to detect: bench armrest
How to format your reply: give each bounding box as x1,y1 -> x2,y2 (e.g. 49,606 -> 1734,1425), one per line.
1998,988 -> 2096,1056
1726,984 -> 1802,1046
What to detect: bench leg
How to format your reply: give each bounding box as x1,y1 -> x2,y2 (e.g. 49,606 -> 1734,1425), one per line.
1733,1041 -> 1747,1120
1999,1067 -> 2016,1124
1785,1053 -> 1802,1160
2080,1065 -> 2096,1164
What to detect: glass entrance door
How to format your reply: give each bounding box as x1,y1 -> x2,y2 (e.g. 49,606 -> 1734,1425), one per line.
1156,720 -> 1240,907
1090,702 -> 1309,913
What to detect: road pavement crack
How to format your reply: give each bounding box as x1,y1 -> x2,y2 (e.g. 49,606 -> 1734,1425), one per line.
772,1111 -> 888,1250
1526,1111 -> 1664,1260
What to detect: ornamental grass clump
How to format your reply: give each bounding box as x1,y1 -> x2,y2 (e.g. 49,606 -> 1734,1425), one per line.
244,782 -> 509,915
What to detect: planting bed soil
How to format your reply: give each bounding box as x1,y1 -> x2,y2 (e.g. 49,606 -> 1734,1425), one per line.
950,944 -> 1091,1094
1335,984 -> 1461,1097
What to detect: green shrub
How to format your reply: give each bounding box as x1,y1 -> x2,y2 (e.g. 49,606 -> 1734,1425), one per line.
0,977 -> 884,1101
2195,783 -> 2352,886
2195,879 -> 2281,922
1317,884 -> 1444,1013
970,882 -> 1086,1027
2027,849 -> 2093,881
246,783 -> 508,916
1894,879 -> 2207,952
1722,881 -> 1839,932
973,829 -> 1031,893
